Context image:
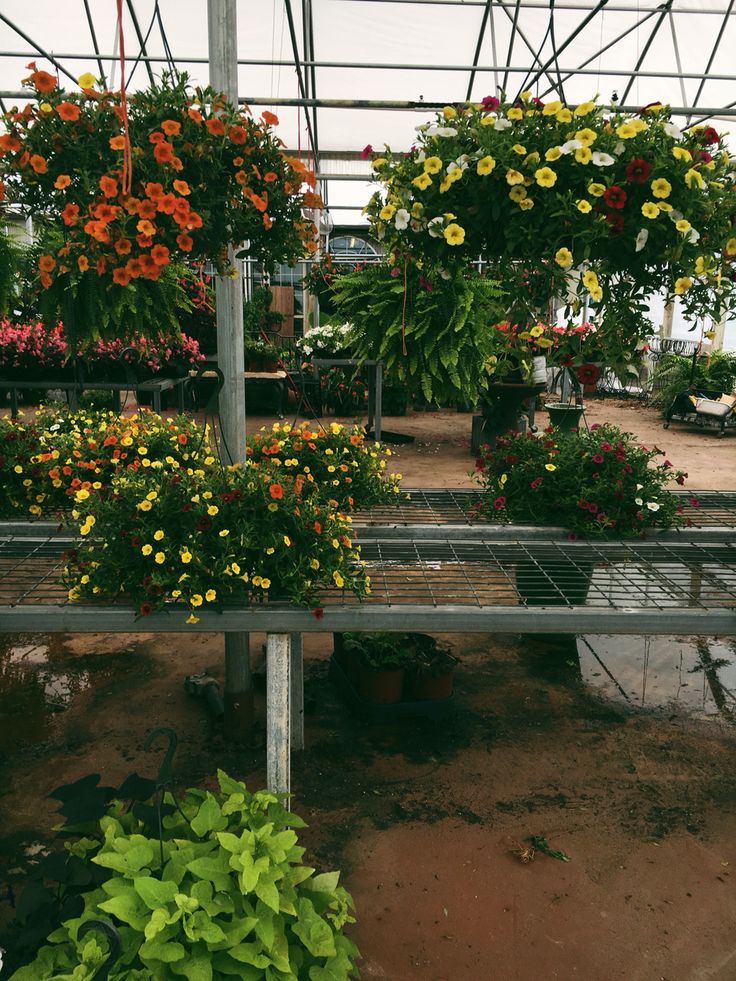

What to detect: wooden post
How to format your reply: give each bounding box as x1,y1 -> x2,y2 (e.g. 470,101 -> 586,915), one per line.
661,300 -> 675,339
290,633 -> 304,751
266,633 -> 291,793
208,0 -> 253,737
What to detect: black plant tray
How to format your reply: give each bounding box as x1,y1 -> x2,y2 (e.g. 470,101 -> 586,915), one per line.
328,655 -> 453,721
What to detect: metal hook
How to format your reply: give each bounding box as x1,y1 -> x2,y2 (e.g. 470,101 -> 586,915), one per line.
144,726 -> 178,789
78,919 -> 121,981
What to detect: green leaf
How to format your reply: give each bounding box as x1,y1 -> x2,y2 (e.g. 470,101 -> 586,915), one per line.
139,937 -> 187,963
191,794 -> 228,837
255,874 -> 280,913
169,951 -> 214,980
187,853 -> 232,892
134,875 -> 179,910
292,898 -> 337,958
98,890 -> 149,930
310,871 -> 340,894
93,841 -> 156,875
228,942 -> 272,968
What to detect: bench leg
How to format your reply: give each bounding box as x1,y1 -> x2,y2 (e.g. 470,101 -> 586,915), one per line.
266,633 -> 291,794
153,390 -> 162,413
224,633 -> 254,737
290,633 -> 304,751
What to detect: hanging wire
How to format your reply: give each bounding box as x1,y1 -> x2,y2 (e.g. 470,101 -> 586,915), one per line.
155,2 -> 179,81
125,2 -> 159,88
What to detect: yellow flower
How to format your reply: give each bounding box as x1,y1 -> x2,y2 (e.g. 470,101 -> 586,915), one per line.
476,155 -> 496,176
372,157 -> 387,169
685,168 -> 704,189
518,199 -> 534,210
506,169 -> 525,186
651,177 -> 671,199
205,589 -> 216,602
13,464 -> 22,474
675,276 -> 693,295
589,285 -> 603,302
146,490 -> 158,501
77,72 -> 96,88
442,105 -> 457,119
439,178 -> 452,193
75,488 -> 90,502
545,146 -> 562,162
207,505 -> 219,516
424,156 -> 443,174
576,199 -> 592,213
186,614 -> 199,624
588,182 -> 606,197
555,247 -> 573,268
616,122 -> 637,139
542,100 -> 562,116
582,270 -> 599,289
511,143 -> 527,155
252,576 -> 262,587
672,146 -> 692,162
641,202 -> 660,219
261,578 -> 271,590
657,201 -> 672,213
333,571 -> 345,588
180,550 -> 192,563
545,464 -> 557,471
141,544 -> 153,556
79,523 -> 91,536
509,185 -> 527,202
725,237 -> 736,256
379,203 -> 396,221
574,100 -> 596,117
80,575 -> 90,585
268,502 -> 278,512
283,535 -> 292,546
411,201 -> 423,217
556,108 -> 573,123
575,128 -> 597,146
412,172 -> 432,191
219,529 -> 229,537
480,116 -> 495,126
443,223 -> 466,246
534,167 -> 557,188
172,589 -> 182,598
310,558 -> 320,570
530,325 -> 544,337
507,107 -> 523,120
520,90 -> 532,101
191,594 -> 203,607
154,552 -> 165,565
154,529 -> 164,541
675,219 -> 691,233
523,152 -> 540,166
266,547 -> 275,555
629,118 -> 648,134
575,146 -> 592,164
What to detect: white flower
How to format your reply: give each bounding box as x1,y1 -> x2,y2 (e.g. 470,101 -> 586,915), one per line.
591,151 -> 615,167
427,217 -> 445,238
613,141 -> 626,156
456,154 -> 470,165
636,484 -> 643,490
561,139 -> 583,154
415,149 -> 426,163
394,208 -> 410,230
446,161 -> 461,174
493,117 -> 512,130
415,123 -> 429,133
635,497 -> 643,506
635,228 -> 649,252
439,267 -> 452,280
426,125 -> 458,137
686,227 -> 700,244
646,501 -> 661,512
664,122 -> 683,140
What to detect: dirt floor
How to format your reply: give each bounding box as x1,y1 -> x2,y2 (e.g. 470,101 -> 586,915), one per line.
1,396 -> 736,980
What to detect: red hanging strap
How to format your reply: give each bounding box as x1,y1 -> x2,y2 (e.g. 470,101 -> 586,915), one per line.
116,0 -> 132,195
401,256 -> 408,356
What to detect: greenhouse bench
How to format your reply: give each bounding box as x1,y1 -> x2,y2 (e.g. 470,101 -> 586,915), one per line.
0,375 -> 190,416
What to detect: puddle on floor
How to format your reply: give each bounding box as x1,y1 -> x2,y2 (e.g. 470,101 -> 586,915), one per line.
578,635 -> 736,720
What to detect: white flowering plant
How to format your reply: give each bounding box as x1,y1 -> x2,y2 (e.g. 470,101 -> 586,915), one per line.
364,96 -> 736,373
474,423 -> 689,537
296,321 -> 357,358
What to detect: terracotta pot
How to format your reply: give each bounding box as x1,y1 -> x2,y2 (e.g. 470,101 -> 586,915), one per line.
358,667 -> 405,704
409,669 -> 454,701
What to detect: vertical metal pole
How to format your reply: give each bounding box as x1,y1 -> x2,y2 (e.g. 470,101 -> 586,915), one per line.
266,633 -> 291,793
208,0 -> 253,737
374,362 -> 383,441
661,300 -> 675,339
290,633 -> 304,751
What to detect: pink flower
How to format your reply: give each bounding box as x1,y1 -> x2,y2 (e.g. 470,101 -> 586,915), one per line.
530,477 -> 542,489
493,495 -> 506,510
361,144 -> 373,159
592,454 -> 604,463
481,95 -> 500,111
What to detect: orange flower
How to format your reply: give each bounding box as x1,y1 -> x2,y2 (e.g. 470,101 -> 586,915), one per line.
153,142 -> 174,164
187,108 -> 202,124
139,255 -> 161,280
151,243 -> 170,265
77,255 -> 89,272
93,203 -> 119,221
229,125 -> 247,144
304,240 -> 318,253
262,213 -> 273,229
176,232 -> 193,251
171,156 -> 183,171
269,483 -> 284,499
248,191 -> 267,213
126,257 -> 142,278
29,70 -> 57,92
149,131 -> 165,144
137,199 -> 157,219
39,254 -> 56,272
156,193 -> 176,214
264,171 -> 278,183
84,220 -> 110,243
234,170 -> 247,186
121,196 -> 140,215
205,117 -> 226,136
99,175 -> 118,198
185,211 -> 203,229
96,257 -> 106,275
114,238 -> 132,255
112,267 -> 131,286
173,197 -> 190,215
161,119 -> 181,136
54,174 -> 71,189
262,110 -> 279,126
30,154 -> 47,173
61,203 -> 79,225
136,219 -> 156,236
173,179 -> 190,195
109,135 -> 126,150
56,101 -> 80,121
233,156 -> 244,167
145,181 -> 164,199
39,271 -> 52,289
302,191 -> 323,209
0,134 -> 21,153
0,181 -> 5,202
136,234 -> 153,248
251,163 -> 262,180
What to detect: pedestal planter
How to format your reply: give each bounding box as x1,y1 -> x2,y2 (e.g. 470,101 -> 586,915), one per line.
516,558 -> 594,646
546,402 -> 585,431
472,382 -> 546,454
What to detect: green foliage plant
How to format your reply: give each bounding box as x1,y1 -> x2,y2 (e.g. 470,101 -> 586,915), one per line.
474,423 -> 688,537
10,770 -> 359,980
332,263 -> 503,406
649,349 -> 736,409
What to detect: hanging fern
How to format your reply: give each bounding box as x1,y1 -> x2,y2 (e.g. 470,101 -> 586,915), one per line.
332,263 -> 504,406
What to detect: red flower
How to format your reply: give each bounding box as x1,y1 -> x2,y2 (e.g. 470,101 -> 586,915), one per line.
481,95 -> 500,111
269,483 -> 284,499
361,144 -> 373,160
603,185 -> 627,210
592,454 -> 604,463
530,478 -> 542,489
311,607 -> 325,620
700,126 -> 719,145
493,496 -> 506,510
576,363 -> 601,386
625,158 -> 651,183
139,602 -> 152,616
689,496 -> 700,507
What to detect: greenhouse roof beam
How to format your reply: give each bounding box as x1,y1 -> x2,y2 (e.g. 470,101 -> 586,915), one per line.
0,12 -> 78,85
619,0 -> 672,105
283,0 -> 319,164
502,0 -> 522,92
125,0 -> 155,85
519,0 -> 610,97
691,0 -> 735,112
336,0 -> 733,13
81,0 -> 107,88
466,0 -> 493,101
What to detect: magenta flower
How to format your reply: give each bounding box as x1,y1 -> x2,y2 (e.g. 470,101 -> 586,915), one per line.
481,95 -> 500,111
361,144 -> 373,159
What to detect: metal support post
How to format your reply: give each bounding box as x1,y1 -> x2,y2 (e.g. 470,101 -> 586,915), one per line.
266,633 -> 291,794
661,300 -> 675,339
224,633 -> 254,736
290,633 -> 304,751
374,362 -> 383,441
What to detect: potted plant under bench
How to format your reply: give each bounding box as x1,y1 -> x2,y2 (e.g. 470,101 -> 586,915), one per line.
330,632 -> 458,719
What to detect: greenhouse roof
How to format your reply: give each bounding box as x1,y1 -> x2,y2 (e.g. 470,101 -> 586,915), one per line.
1,0 -> 735,222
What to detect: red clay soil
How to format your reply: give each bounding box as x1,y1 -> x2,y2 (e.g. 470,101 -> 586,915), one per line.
1,396 -> 735,980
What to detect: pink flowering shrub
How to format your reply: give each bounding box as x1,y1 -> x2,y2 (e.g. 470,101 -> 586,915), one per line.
0,319 -> 68,374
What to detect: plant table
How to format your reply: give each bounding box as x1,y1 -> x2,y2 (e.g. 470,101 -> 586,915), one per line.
0,376 -> 190,416
311,359 -> 384,440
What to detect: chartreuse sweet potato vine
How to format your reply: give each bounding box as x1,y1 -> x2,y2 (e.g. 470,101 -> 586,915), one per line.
10,770 -> 360,980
